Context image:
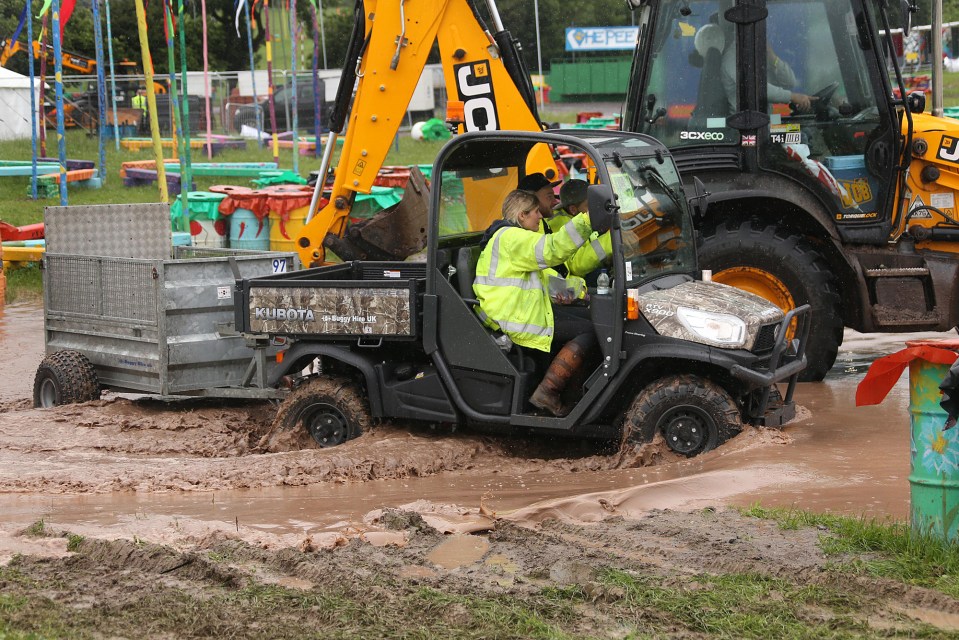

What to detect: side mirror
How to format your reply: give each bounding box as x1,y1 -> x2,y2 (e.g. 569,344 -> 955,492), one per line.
687,177 -> 710,224
625,0 -> 646,9
901,0 -> 914,37
587,183 -> 619,231
907,91 -> 926,114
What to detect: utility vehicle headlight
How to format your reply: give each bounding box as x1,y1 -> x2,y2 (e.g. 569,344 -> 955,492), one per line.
676,306 -> 747,348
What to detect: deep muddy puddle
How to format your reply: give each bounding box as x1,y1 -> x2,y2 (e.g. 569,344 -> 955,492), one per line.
1,300 -> 955,544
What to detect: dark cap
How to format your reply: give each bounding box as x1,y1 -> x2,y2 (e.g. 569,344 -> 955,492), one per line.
517,172 -> 561,193
554,179 -> 589,211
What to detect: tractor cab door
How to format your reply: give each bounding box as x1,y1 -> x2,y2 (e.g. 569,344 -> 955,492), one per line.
756,0 -> 897,240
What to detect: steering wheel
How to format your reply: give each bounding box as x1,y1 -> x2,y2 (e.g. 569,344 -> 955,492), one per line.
812,82 -> 840,106
790,81 -> 840,117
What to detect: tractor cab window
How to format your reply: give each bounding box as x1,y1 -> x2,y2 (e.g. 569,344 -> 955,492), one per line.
639,0 -> 738,148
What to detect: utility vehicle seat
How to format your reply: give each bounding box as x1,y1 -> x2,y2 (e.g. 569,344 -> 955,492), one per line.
455,245 -> 483,302
454,245 -> 533,372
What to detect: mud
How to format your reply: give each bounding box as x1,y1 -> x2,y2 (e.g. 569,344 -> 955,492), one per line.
2,301 -> 959,636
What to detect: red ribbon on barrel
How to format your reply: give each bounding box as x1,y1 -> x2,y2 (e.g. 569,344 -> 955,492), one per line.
855,339 -> 959,406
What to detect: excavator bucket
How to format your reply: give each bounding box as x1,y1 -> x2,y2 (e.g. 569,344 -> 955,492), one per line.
323,166 -> 430,262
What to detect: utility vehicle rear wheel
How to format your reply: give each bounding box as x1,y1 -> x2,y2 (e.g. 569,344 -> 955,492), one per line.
263,377 -> 370,451
623,374 -> 741,457
699,220 -> 842,382
33,350 -> 101,408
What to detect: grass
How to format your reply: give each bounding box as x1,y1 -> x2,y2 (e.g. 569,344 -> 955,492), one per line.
595,569 -> 869,638
741,504 -> 959,599
4,509 -> 959,639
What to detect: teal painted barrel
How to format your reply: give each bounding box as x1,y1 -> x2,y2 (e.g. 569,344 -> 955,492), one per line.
229,207 -> 270,250
908,351 -> 959,541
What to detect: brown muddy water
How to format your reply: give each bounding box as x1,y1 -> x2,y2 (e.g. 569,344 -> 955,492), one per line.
0,300 -> 951,547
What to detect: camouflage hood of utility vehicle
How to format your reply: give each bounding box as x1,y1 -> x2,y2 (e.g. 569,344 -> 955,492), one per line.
636,280 -> 783,350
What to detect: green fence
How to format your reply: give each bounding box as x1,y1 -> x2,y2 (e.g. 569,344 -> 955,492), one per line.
546,56 -> 631,102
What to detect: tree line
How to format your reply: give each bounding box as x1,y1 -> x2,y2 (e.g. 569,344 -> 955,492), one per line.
0,0 -> 632,78
2,0 -> 954,80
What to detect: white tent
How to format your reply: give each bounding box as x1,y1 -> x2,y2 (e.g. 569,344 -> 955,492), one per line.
0,67 -> 43,141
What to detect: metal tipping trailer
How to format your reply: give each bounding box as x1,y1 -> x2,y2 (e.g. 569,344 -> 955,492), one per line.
34,203 -> 296,406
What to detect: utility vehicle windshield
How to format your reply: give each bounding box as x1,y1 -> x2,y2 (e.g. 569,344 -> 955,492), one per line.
606,153 -> 696,284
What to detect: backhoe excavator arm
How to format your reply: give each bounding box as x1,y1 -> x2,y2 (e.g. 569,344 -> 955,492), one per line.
297,0 -> 554,267
1,39 -> 97,74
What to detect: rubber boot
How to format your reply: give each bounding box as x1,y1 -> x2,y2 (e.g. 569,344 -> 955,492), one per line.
529,337 -> 590,417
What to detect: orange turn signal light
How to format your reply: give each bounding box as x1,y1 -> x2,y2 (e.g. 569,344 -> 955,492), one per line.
626,290 -> 640,320
446,100 -> 465,124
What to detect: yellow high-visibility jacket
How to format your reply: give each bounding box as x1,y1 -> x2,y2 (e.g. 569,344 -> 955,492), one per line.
547,212 -> 612,277
473,213 -> 591,352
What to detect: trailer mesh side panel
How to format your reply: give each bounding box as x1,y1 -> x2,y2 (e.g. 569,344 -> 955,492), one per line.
46,255 -> 157,324
101,260 -> 157,322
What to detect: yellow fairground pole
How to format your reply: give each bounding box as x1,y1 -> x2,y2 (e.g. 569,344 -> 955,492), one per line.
134,0 -> 168,203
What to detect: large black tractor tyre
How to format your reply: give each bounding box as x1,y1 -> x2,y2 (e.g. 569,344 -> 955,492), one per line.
263,377 -> 370,451
623,374 -> 742,457
33,350 -> 101,408
698,220 -> 843,382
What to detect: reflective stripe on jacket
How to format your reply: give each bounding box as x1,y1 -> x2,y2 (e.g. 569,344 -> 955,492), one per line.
473,213 -> 592,352
547,213 -> 612,276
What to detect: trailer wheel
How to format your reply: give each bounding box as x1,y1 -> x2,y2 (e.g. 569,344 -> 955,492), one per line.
33,350 -> 101,408
623,374 -> 741,457
699,220 -> 842,382
264,377 -> 370,451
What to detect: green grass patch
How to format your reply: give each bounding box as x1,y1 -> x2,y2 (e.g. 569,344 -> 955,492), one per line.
742,504 -> 959,598
65,535 -> 84,553
596,568 -> 868,638
416,587 -> 579,639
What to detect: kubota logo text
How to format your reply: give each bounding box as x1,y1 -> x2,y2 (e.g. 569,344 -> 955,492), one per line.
254,307 -> 315,321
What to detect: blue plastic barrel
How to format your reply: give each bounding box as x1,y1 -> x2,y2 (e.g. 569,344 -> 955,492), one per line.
229,207 -> 270,250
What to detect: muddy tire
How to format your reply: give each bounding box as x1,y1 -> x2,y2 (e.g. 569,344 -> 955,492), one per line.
699,220 -> 842,382
623,374 -> 741,457
263,377 -> 370,451
33,350 -> 101,408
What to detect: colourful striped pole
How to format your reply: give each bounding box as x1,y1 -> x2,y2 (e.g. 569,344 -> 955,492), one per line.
26,0 -> 38,199
263,0 -> 279,164
50,0 -> 67,206
200,0 -> 212,159
243,0 -> 261,134
176,0 -> 193,211
91,0 -> 108,185
310,1 -> 321,158
133,0 -> 168,202
290,0 -> 298,173
104,0 -> 120,150
163,1 -> 188,222
38,15 -> 47,158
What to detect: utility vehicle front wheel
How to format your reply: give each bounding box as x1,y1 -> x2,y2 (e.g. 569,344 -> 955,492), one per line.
33,350 -> 101,408
261,377 -> 370,451
623,374 -> 741,457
